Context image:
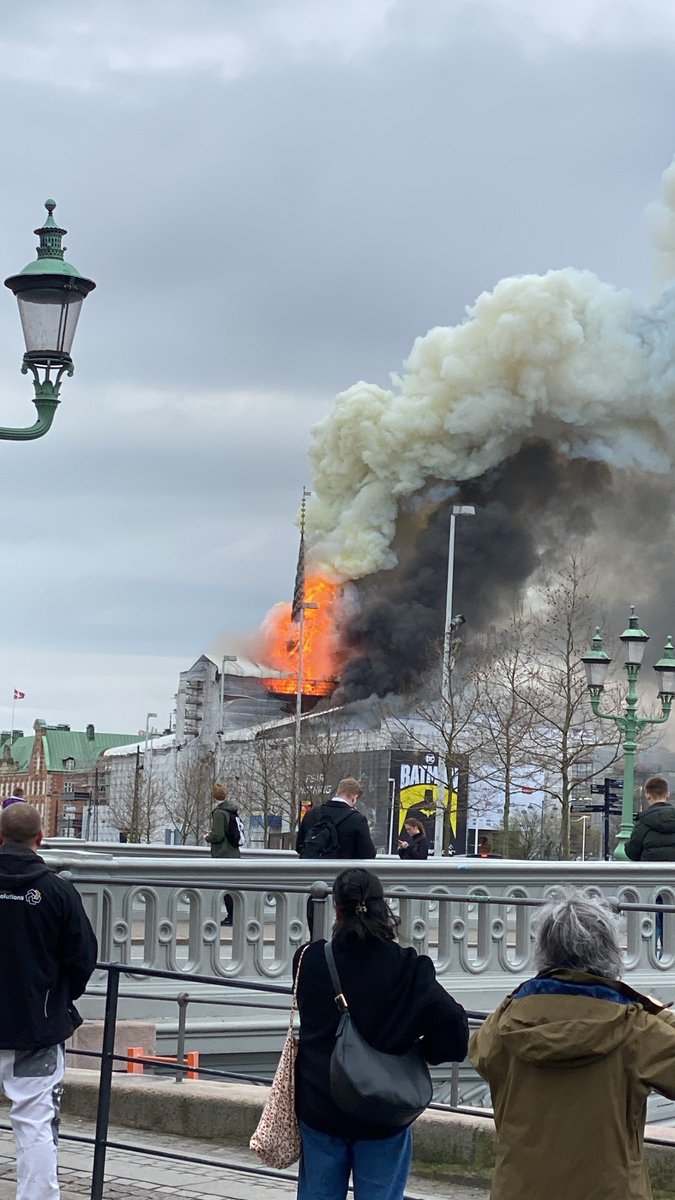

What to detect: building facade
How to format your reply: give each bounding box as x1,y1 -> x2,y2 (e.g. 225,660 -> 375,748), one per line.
0,720 -> 142,836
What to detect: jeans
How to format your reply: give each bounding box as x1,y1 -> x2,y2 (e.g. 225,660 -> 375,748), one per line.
297,1120 -> 412,1200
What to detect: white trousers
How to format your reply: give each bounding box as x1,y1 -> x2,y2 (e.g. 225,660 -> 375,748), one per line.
0,1045 -> 64,1200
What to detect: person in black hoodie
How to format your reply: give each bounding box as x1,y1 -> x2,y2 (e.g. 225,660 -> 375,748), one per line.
0,802 -> 97,1200
293,867 -> 468,1200
397,818 -> 430,860
626,774 -> 675,956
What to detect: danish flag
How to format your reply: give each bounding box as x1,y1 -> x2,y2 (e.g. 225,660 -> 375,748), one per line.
13,689 -> 25,700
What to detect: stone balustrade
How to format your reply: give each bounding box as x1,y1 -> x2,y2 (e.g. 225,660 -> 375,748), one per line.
42,849 -> 675,1020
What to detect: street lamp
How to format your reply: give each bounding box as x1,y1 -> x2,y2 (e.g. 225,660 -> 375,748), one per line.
442,506 -> 475,702
3,200 -> 95,441
581,609 -> 675,859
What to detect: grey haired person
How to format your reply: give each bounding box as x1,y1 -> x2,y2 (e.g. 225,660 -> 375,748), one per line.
471,890 -> 675,1200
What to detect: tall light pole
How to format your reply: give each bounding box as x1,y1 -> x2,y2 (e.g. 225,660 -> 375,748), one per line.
139,712 -> 158,843
435,504 -> 475,857
582,609 -> 675,860
441,505 -> 475,701
3,200 -> 95,439
294,599 -> 318,828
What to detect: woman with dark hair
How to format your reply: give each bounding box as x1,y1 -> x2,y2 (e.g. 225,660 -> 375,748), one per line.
397,818 -> 429,860
293,867 -> 468,1199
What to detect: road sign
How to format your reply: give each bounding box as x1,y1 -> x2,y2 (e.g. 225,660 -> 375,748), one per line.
570,804 -> 605,813
606,778 -> 623,788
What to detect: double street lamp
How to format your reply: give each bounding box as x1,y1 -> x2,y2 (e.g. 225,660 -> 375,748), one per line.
2,200 -> 95,440
582,609 -> 675,859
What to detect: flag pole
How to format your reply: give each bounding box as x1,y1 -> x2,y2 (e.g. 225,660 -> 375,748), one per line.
10,691 -> 15,746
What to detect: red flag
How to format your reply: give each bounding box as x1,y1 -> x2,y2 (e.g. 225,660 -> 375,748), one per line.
13,689 -> 25,700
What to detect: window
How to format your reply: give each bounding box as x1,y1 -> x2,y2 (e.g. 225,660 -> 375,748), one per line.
63,758 -> 76,771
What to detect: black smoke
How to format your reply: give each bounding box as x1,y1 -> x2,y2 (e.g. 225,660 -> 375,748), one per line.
334,440 -> 673,701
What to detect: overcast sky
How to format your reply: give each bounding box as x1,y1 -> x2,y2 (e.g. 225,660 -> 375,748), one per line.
0,0 -> 675,735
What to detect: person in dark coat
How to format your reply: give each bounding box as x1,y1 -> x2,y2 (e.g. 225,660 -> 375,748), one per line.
0,802 -> 97,1200
397,817 -> 429,860
293,867 -> 468,1200
205,782 -> 242,926
296,778 -> 376,859
626,775 -> 675,861
626,774 -> 675,955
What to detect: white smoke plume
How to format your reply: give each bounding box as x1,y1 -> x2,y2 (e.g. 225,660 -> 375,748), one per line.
306,158 -> 675,583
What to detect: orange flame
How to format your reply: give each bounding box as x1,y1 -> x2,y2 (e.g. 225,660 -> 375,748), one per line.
259,574 -> 342,696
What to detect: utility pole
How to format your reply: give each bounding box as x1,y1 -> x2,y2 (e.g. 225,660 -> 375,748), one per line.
131,745 -> 141,843
292,488 -> 317,828
435,504 -> 475,857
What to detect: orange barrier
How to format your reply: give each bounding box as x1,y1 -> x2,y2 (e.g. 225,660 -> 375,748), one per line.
127,1046 -> 200,1079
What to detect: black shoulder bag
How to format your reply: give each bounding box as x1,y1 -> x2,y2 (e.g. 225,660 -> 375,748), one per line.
324,941 -> 432,1127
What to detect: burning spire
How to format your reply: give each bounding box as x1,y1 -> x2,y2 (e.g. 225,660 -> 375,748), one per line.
290,487 -> 309,627
258,488 -> 342,700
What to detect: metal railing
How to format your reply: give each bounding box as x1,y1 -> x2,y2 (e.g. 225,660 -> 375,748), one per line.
48,882 -> 675,1200
41,850 -> 675,1019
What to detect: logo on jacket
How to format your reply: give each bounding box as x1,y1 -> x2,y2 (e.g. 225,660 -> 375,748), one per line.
25,888 -> 42,906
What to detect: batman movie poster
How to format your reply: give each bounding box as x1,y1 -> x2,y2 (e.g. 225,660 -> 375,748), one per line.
389,750 -> 468,855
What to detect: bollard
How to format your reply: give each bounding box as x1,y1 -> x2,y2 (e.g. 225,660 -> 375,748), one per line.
309,880 -> 331,941
175,992 -> 190,1083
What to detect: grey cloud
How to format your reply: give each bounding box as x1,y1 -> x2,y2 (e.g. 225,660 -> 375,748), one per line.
0,1 -> 673,729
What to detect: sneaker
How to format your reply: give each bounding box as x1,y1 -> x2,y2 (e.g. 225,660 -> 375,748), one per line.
221,917 -> 233,927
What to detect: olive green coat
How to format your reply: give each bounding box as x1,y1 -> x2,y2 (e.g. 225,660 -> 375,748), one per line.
206,799 -> 241,859
470,969 -> 675,1200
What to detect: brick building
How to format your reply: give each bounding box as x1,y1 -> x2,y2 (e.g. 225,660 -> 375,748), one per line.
0,719 -> 141,835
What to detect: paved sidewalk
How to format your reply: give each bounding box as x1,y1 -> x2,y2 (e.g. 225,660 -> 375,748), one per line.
0,1116 -> 490,1199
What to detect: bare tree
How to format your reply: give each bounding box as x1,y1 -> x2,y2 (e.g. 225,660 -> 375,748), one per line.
513,557 -> 623,859
165,749 -> 215,844
220,729 -> 295,845
297,709 -> 348,814
388,644 -> 487,852
108,754 -> 165,843
509,801 -> 562,860
472,610 -> 539,855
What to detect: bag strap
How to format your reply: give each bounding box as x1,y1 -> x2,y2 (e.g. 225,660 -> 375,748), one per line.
324,940 -> 348,1013
319,805 -> 353,831
289,943 -> 310,1030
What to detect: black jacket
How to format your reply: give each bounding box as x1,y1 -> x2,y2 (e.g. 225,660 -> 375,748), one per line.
398,832 -> 430,860
0,843 -> 98,1051
626,802 -> 675,862
296,799 -> 376,859
292,935 -> 468,1140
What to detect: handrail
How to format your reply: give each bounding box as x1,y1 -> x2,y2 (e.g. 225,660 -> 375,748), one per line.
60,956 -> 675,1198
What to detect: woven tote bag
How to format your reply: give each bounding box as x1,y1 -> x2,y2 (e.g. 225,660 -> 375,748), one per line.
249,945 -> 308,1168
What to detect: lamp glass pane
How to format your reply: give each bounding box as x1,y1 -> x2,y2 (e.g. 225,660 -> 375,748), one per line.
17,290 -> 83,355
657,669 -> 675,695
584,660 -> 609,688
623,639 -> 646,666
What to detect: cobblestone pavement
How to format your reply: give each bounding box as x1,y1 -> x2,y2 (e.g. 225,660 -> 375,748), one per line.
0,1117 -> 490,1199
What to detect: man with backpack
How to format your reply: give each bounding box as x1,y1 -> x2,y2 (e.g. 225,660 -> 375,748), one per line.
205,782 -> 243,927
296,778 -> 376,860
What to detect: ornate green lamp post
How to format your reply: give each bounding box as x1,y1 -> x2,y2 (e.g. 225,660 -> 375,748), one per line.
2,200 -> 95,440
581,610 -> 675,860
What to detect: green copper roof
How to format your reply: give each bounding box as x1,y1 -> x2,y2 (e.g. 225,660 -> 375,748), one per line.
5,728 -> 141,773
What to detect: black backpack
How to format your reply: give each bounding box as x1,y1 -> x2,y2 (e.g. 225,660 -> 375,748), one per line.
300,807 -> 352,859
